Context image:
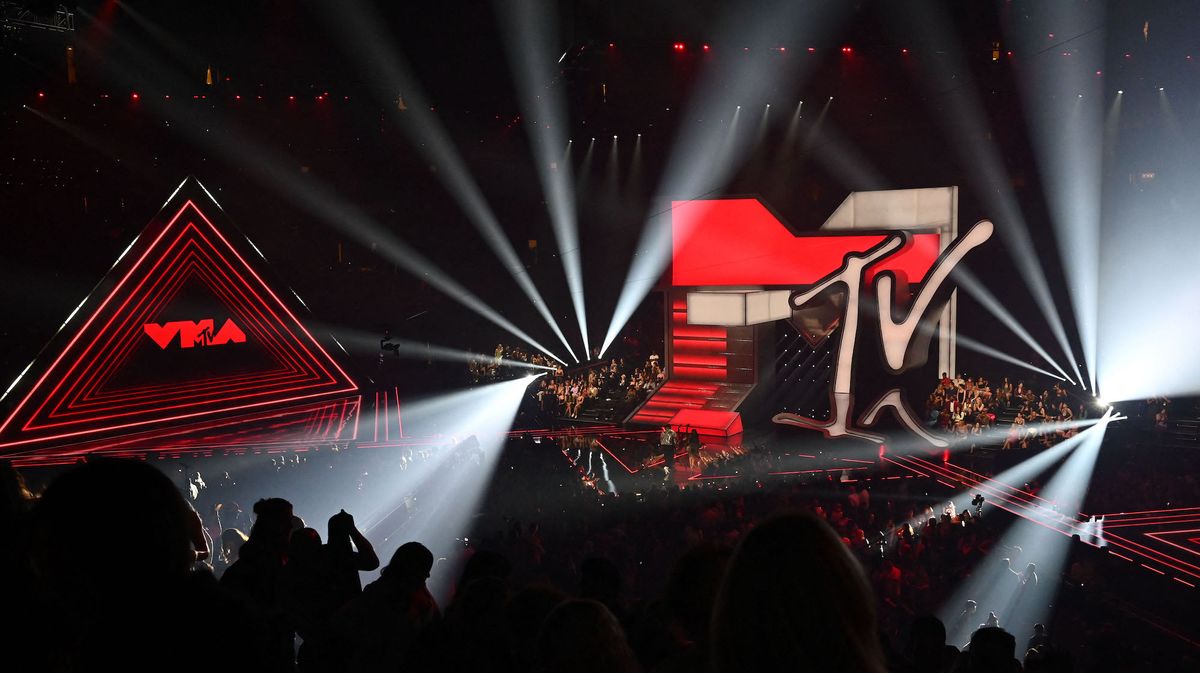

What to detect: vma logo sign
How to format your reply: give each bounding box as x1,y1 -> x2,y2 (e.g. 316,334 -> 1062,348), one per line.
143,319 -> 247,350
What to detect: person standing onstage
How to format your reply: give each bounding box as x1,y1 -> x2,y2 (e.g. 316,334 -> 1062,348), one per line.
687,427 -> 702,470
660,425 -> 677,481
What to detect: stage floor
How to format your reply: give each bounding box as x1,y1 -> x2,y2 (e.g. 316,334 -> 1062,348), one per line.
553,428 -> 891,495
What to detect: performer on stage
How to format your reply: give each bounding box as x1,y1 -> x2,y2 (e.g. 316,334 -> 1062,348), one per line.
659,425 -> 677,481
687,427 -> 702,470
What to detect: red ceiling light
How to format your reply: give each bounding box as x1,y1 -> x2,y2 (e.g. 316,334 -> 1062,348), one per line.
841,46 -> 852,53
673,42 -> 685,51
901,48 -> 909,54
37,91 -> 45,98
131,92 -> 140,100
703,44 -> 710,51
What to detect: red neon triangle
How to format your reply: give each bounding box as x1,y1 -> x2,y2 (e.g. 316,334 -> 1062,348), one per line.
0,179 -> 357,450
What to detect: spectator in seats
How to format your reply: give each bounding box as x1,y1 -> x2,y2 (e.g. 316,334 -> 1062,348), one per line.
536,599 -> 641,673
959,626 -> 1019,673
419,575 -> 513,672
325,509 -> 380,603
1026,623 -> 1050,651
214,527 -> 248,578
710,513 -> 886,673
579,556 -> 627,625
903,614 -> 951,673
505,585 -> 566,671
281,526 -> 341,672
28,458 -> 263,671
337,541 -> 439,673
220,496 -> 297,671
656,543 -> 732,673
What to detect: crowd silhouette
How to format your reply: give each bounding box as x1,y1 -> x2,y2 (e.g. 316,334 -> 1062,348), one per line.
1,424 -> 1195,672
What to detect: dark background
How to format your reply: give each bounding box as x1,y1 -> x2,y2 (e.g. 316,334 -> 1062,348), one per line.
1,0 -> 1194,397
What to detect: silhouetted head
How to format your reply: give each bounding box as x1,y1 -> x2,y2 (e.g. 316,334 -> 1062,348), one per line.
248,497 -> 294,554
665,543 -> 732,643
31,458 -> 194,602
288,527 -> 322,569
327,509 -> 354,549
579,556 -> 622,606
383,541 -> 434,585
458,548 -> 512,589
536,599 -> 639,673
968,626 -> 1017,673
907,614 -> 947,671
711,513 -> 885,673
506,585 -> 566,668
220,528 -> 247,562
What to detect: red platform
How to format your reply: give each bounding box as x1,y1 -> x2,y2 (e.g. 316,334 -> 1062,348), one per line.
669,409 -> 743,439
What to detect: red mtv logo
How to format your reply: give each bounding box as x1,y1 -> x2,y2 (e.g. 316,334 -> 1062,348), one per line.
143,319 -> 247,349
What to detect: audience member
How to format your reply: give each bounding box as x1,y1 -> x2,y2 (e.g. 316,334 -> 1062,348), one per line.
710,513 -> 886,673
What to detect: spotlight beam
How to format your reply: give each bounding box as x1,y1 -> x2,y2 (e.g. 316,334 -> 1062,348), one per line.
1007,4 -> 1107,394
497,0 -> 591,358
312,1 -> 579,363
599,1 -> 853,357
364,377 -> 533,602
934,414 -> 1113,642
955,333 -> 1067,382
952,267 -> 1074,382
882,0 -> 1085,389
884,415 -> 1102,458
70,28 -> 569,366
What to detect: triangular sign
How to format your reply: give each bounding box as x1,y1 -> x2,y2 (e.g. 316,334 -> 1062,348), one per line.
0,178 -> 357,451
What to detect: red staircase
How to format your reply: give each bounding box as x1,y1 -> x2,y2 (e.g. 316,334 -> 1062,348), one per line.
630,294 -> 756,425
